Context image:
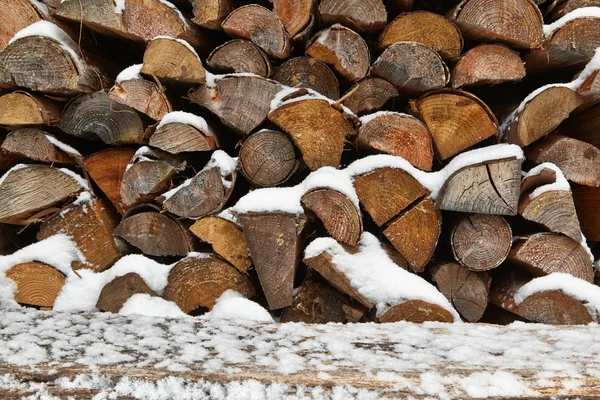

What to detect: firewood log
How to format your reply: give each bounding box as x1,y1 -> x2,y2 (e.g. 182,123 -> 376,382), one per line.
108,74 -> 172,121
305,24 -> 370,82
317,0 -> 387,33
96,273 -> 158,313
59,92 -> 146,145
189,74 -> 283,135
383,0 -> 413,17
0,165 -> 85,224
148,113 -> 218,154
272,0 -> 316,39
447,0 -> 543,49
548,0 -> 600,21
502,86 -> 582,147
84,148 -> 136,215
191,0 -> 232,30
0,91 -> 61,127
189,215 -> 251,273
206,40 -> 271,77
5,262 -> 65,308
141,37 -> 205,85
238,129 -> 298,187
163,255 -> 255,312
451,214 -> 511,271
120,147 -> 186,207
221,5 -> 291,59
0,0 -> 45,53
430,261 -> 490,322
577,68 -> 600,107
379,11 -> 463,60
573,186 -> 600,241
1,129 -> 78,165
409,90 -> 498,160
237,212 -> 307,309
450,44 -> 526,88
436,157 -> 522,215
378,300 -> 455,323
114,210 -> 196,256
559,102 -> 600,149
357,111 -> 434,171
272,57 -> 339,99
341,77 -> 398,115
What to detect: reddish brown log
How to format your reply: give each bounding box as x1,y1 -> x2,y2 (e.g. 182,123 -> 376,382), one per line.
96,273 -> 158,313
318,0 -> 387,33
108,78 -> 172,121
341,77 -> 398,115
451,44 -> 526,88
572,186 -> 600,241
207,40 -> 271,77
272,0 -> 316,39
191,0 -> 233,30
272,57 -> 339,100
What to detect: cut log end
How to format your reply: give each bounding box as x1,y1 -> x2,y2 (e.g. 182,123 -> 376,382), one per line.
141,37 -> 205,85
451,44 -> 526,88
96,273 -> 157,313
379,300 -> 455,323
272,56 -> 339,100
6,262 -> 66,309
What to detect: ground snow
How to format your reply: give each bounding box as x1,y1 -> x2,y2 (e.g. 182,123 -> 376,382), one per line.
207,291 -> 274,322
120,294 -> 186,318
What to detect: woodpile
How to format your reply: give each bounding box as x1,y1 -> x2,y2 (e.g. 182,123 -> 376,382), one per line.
0,0 -> 599,326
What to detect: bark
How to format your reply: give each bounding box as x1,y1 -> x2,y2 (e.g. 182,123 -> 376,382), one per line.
0,0 -> 44,52
572,186 -> 600,241
1,129 -> 78,165
341,77 -> 398,115
272,0 -> 316,39
206,40 -> 271,77
0,91 -> 61,127
148,120 -> 218,154
96,273 -> 157,313
5,262 -> 65,308
141,37 -> 206,85
272,56 -> 339,100
191,0 -> 232,30
108,78 -> 172,121
318,0 -> 387,33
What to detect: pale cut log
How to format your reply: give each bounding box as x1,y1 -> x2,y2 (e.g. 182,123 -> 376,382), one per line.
189,75 -> 282,135
509,232 -> 593,282
84,148 -> 136,215
191,0 -> 232,30
163,255 -> 255,313
96,273 -> 157,313
573,186 -> 600,241
189,216 -> 251,273
450,44 -> 526,88
352,167 -> 429,226
430,261 -> 490,322
120,147 -> 186,207
383,197 -> 441,273
149,121 -> 218,154
114,211 -> 196,257
237,212 -> 307,309
272,57 -> 339,100
221,5 -> 291,59
548,0 -> 600,21
238,129 -> 298,187
447,0 -> 543,49
318,0 -> 387,33
379,11 -> 463,60
409,90 -> 498,160
59,92 -> 145,145
206,40 -> 271,77
503,86 -> 582,147
272,0 -> 316,39
141,37 -> 205,85
341,77 -> 398,115
436,157 -> 522,215
108,78 -> 172,121
305,24 -> 370,82
1,129 -> 77,165
0,0 -> 44,52
451,214 -> 511,271
357,112 -> 433,171
0,165 -> 84,224
5,262 -> 65,308
561,102 -> 600,148
0,91 -> 61,127
301,188 -> 362,246
379,300 -> 454,323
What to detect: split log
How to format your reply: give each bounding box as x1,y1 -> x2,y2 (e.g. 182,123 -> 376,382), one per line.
379,11 -> 463,60
451,214 -> 512,271
96,273 -> 157,313
269,97 -> 356,170
508,232 -> 594,282
430,261 -> 490,322
301,188 -> 362,246
317,0 -> 387,33
577,68 -> 600,106
120,147 -> 186,207
237,212 -> 307,309
572,186 -> 600,241
272,0 -> 316,39
37,198 -> 122,272
548,0 -> 600,21
357,111 -> 434,171
141,37 -> 206,85
383,0 -> 413,17
108,76 -> 172,121
114,211 -> 196,257
409,90 -> 498,160
272,57 -> 339,100
436,157 -> 522,215
383,197 -> 441,273
341,77 -> 398,115
84,148 -> 136,215
352,167 -> 429,226
0,91 -> 61,127
191,0 -> 233,30
1,129 -> 78,165
189,74 -> 283,135
59,92 -> 146,145
502,86 -> 582,147
148,115 -> 218,154
238,129 -> 298,187
5,262 -> 65,309
305,24 -> 370,82
447,0 -> 543,49
221,5 -> 291,59
0,165 -> 85,225
189,216 -> 251,273
450,44 -> 526,88
0,0 -> 44,53
378,300 -> 454,323
206,40 -> 271,77
560,102 -> 600,148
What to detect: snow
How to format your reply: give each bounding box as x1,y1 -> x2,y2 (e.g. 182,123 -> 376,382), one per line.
316,27 -> 331,45
59,168 -> 90,190
8,21 -> 81,66
543,7 -> 600,36
523,162 -> 570,200
515,273 -> 600,321
115,64 -> 143,83
206,290 -> 274,322
114,0 -> 125,13
156,111 -> 209,134
73,191 -> 92,206
154,36 -> 199,61
0,164 -> 27,187
28,0 -> 49,16
205,71 -> 264,88
304,232 -> 460,320
570,48 -> 600,89
157,0 -> 190,28
119,294 -> 186,318
45,135 -> 82,156
359,111 -> 412,125
270,87 -> 356,118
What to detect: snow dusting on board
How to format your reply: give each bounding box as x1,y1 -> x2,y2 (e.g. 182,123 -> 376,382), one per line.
543,7 -> 600,36
156,111 -> 210,133
115,64 -> 143,83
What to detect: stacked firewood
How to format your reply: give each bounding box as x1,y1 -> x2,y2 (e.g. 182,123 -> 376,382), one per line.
0,0 -> 599,325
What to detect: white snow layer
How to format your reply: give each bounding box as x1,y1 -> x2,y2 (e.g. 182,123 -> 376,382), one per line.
115,64 -> 143,83
119,294 -> 186,318
571,47 -> 600,89
523,162 -> 570,199
0,164 -> 27,186
28,0 -> 49,16
58,168 -> 90,190
153,35 -> 200,61
156,111 -> 209,133
114,0 -> 125,13
157,0 -> 190,28
304,233 -> 460,321
270,87 -> 356,118
359,110 -> 413,125
9,21 -> 81,64
205,71 -> 265,88
543,7 -> 600,36
207,290 -> 274,322
44,135 -> 82,156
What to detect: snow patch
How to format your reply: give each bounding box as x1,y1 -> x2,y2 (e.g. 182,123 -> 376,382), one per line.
204,71 -> 264,88
571,48 -> 600,89
543,7 -> 600,37
28,0 -> 49,16
153,36 -> 199,61
45,135 -> 82,156
359,111 -> 412,125
115,64 -> 143,83
206,290 -> 274,322
59,168 -> 90,190
114,0 -> 125,13
523,162 -> 570,200
156,111 -> 209,134
119,294 -> 186,318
